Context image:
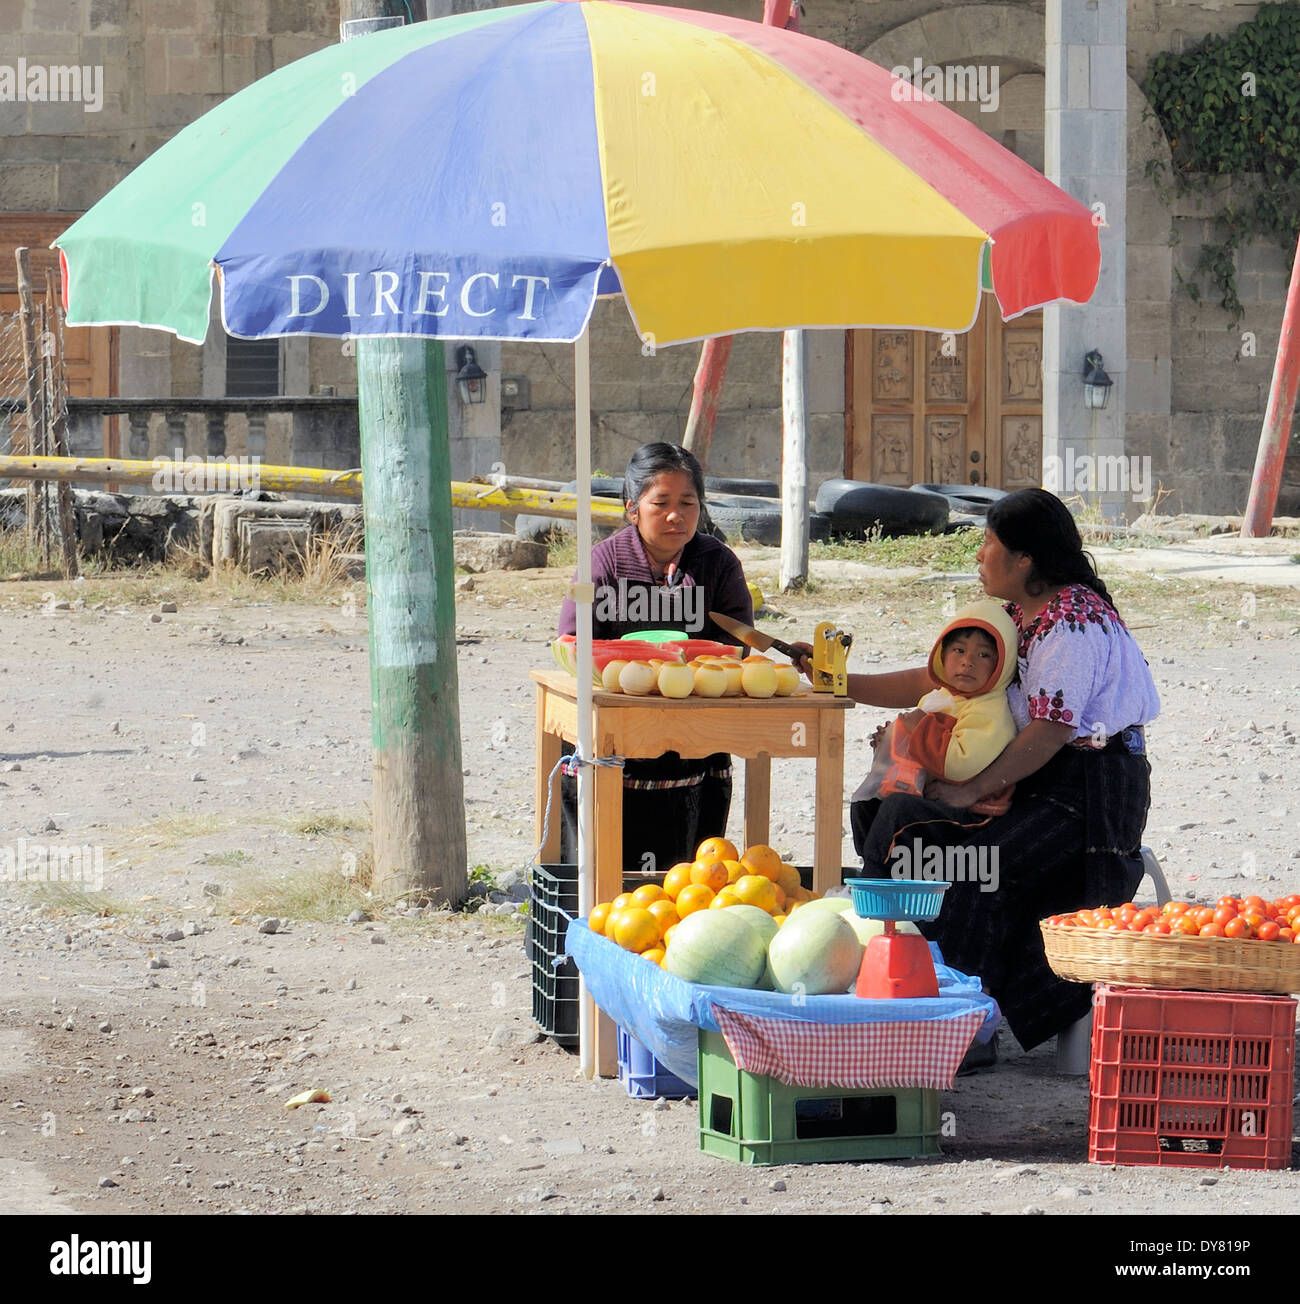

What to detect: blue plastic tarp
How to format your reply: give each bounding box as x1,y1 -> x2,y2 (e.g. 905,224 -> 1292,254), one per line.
565,918 -> 1000,1087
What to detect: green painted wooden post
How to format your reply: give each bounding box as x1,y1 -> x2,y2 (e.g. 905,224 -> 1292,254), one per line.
342,1 -> 465,905
357,337 -> 467,907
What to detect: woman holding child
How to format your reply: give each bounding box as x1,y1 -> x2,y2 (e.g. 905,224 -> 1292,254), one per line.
822,488 -> 1160,1056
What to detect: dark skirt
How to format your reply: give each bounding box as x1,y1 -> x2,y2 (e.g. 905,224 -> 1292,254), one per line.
559,746 -> 733,878
849,746 -> 1151,1051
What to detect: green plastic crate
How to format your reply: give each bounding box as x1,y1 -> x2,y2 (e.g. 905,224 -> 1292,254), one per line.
697,1030 -> 942,1165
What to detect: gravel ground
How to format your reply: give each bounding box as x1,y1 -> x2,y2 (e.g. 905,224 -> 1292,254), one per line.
1,544 -> 1298,1222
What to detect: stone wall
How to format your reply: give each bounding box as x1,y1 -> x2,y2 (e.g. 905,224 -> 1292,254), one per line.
498,297 -> 845,487
4,0 -> 1296,515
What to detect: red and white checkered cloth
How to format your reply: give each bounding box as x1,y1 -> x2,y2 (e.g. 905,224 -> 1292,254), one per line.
713,1007 -> 987,1090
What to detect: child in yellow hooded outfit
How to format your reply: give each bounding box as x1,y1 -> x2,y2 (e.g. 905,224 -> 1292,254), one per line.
850,599 -> 1019,847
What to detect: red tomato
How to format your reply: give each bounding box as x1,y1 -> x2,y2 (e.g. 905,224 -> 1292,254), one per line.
1257,921 -> 1281,942
1224,917 -> 1250,939
1212,906 -> 1237,926
1145,921 -> 1172,935
1164,901 -> 1190,916
1199,922 -> 1226,938
1175,916 -> 1201,936
1216,896 -> 1239,911
1242,911 -> 1266,931
1278,928 -> 1294,943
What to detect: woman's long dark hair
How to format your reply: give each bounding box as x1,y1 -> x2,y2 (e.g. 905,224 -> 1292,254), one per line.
985,488 -> 1118,612
623,442 -> 707,508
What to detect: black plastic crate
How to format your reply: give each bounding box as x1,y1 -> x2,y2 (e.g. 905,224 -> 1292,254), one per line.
529,863 -> 581,1048
528,863 -> 665,1048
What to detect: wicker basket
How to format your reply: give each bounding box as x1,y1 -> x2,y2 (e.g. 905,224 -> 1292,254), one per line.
1040,922 -> 1300,995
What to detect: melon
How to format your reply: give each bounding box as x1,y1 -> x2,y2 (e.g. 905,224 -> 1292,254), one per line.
725,904 -> 781,948
842,912 -> 922,947
662,909 -> 767,989
795,895 -> 854,916
767,909 -> 863,996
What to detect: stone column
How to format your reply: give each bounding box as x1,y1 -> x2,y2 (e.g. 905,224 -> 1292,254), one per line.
1043,0 -> 1128,521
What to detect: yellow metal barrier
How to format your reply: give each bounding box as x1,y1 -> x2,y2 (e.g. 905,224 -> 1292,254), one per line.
0,455 -> 627,524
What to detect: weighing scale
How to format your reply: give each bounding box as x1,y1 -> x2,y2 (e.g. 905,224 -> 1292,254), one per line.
844,879 -> 951,999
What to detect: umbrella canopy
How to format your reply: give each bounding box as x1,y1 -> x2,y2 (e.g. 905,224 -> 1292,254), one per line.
56,0 -> 1099,347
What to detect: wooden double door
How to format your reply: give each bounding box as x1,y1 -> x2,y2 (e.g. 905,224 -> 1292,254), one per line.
847,303 -> 1043,490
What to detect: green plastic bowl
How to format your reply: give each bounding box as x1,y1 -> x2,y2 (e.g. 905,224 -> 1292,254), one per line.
620,629 -> 688,644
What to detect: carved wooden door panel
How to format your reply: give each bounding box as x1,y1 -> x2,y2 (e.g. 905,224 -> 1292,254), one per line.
848,304 -> 1042,490
986,310 -> 1043,490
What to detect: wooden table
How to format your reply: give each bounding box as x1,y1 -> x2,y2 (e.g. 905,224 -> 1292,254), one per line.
531,668 -> 854,1076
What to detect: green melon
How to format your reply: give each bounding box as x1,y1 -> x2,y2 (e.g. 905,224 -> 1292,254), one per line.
841,912 -> 922,947
662,908 -> 766,989
767,909 -> 864,996
794,896 -> 854,916
725,904 -> 781,947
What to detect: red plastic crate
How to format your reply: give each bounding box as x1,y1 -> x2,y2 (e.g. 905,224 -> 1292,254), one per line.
1089,985 -> 1296,1171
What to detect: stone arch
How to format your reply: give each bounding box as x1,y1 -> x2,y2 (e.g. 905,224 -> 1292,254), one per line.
862,5 -> 1045,76
860,7 -> 1176,464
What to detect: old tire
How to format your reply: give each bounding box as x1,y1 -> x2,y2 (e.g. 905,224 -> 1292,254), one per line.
704,476 -> 781,499
814,480 -> 949,537
707,494 -> 831,546
911,483 -> 1007,518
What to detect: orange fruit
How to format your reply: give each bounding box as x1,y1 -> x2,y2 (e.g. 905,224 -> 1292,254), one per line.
732,874 -> 779,913
710,888 -> 743,909
662,924 -> 678,949
676,884 -> 716,917
696,836 -> 740,863
771,883 -> 787,912
646,899 -> 680,932
641,947 -> 666,965
613,907 -> 661,953
589,902 -> 613,935
773,914 -> 788,926
740,845 -> 784,882
662,863 -> 694,900
690,859 -> 729,893
603,907 -> 625,940
630,883 -> 669,908
612,892 -> 635,911
722,859 -> 746,885
776,862 -> 803,897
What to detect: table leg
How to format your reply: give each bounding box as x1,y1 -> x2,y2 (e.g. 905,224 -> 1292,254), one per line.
743,753 -> 771,852
813,713 -> 846,895
591,756 -> 623,1078
534,689 -> 563,865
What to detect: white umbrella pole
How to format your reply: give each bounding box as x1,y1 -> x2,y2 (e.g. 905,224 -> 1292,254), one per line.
574,323 -> 597,1079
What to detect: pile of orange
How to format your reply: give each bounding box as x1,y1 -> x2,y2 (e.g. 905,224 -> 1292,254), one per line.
1045,893 -> 1300,942
587,838 -> 822,965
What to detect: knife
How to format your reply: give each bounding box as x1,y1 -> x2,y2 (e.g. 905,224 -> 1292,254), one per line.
708,611 -> 805,662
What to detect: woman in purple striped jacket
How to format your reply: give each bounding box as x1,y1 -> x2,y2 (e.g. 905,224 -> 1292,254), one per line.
558,443 -> 754,876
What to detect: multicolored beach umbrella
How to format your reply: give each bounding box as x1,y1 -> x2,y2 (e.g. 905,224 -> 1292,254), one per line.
56,0 -> 1100,347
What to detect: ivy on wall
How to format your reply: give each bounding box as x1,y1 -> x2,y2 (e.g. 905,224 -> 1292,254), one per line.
1142,1 -> 1300,326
